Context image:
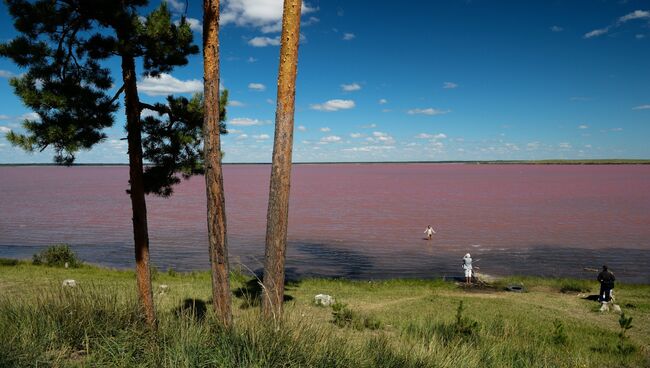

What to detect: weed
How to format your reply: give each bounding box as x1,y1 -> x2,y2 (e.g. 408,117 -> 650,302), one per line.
617,313 -> 635,354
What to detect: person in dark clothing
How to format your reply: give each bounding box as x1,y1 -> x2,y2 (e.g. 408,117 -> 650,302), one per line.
597,265 -> 615,302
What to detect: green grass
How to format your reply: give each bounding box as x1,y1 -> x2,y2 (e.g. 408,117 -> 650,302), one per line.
1,262 -> 649,367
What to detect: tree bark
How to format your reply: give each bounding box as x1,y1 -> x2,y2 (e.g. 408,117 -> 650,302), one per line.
121,54 -> 156,328
262,0 -> 302,320
203,0 -> 232,327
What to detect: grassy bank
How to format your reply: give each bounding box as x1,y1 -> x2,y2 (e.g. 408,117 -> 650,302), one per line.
1,260 -> 649,367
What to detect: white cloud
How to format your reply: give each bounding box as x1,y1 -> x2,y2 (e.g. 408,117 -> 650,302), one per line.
321,135 -> 341,143
343,146 -> 395,152
138,73 -> 202,96
584,10 -> 650,39
341,82 -> 361,92
527,142 -> 540,150
140,108 -> 165,119
227,129 -> 243,134
361,123 -> 376,129
297,125 -> 307,132
164,0 -> 186,13
229,100 -> 245,107
248,36 -> 280,47
443,82 -> 458,89
350,133 -> 362,138
253,133 -> 270,140
236,134 -> 249,140
342,33 -> 355,40
185,18 -> 202,33
175,18 -> 202,33
366,131 -> 395,145
266,98 -> 274,104
584,27 -> 610,38
416,133 -> 446,139
221,0 -> 316,32
310,99 -> 355,111
619,10 -> 650,22
247,56 -> 258,63
632,104 -> 650,110
637,34 -> 646,39
19,112 -> 41,121
0,70 -> 14,78
228,117 -> 269,126
550,25 -> 563,32
578,124 -> 589,129
407,108 -> 450,115
378,98 -> 387,104
0,115 -> 10,120
248,83 -> 266,91
320,127 -> 331,132
0,126 -> 11,133
611,127 -> 623,132
559,142 -> 572,149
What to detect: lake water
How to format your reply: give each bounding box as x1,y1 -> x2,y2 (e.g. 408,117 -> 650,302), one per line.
1,164 -> 649,283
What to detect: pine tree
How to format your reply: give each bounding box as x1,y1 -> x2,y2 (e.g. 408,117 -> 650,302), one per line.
202,0 -> 232,327
0,0 -> 204,327
262,0 -> 302,320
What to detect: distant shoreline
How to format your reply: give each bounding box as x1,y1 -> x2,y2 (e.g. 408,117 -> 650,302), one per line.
2,159 -> 650,166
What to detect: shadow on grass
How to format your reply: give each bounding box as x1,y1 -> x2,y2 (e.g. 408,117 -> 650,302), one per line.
175,298 -> 208,321
233,278 -> 296,309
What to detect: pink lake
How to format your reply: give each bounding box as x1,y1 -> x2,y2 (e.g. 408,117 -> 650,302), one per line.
1,164 -> 649,282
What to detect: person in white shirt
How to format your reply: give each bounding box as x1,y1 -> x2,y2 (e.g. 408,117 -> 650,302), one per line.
462,253 -> 473,284
424,225 -> 436,240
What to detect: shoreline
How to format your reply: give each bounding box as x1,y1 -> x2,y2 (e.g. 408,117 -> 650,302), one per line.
2,257 -> 649,286
2,159 -> 650,166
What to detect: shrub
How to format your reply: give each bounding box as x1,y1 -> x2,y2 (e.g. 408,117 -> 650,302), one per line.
32,244 -> 81,268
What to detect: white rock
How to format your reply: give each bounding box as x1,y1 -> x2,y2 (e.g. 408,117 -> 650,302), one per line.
314,294 -> 334,306
62,279 -> 77,288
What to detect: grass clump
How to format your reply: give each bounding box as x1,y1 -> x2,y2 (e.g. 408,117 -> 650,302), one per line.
551,320 -> 569,346
0,258 -> 20,266
32,244 -> 81,268
331,301 -> 382,330
559,279 -> 592,293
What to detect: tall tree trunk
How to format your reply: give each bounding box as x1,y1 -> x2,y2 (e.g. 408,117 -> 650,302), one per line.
121,54 -> 156,328
262,0 -> 302,320
203,0 -> 232,327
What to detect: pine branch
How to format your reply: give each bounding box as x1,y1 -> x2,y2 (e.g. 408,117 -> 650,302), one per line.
110,84 -> 125,104
139,102 -> 169,116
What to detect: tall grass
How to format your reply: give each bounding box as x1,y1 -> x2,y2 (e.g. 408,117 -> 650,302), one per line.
0,279 -> 647,367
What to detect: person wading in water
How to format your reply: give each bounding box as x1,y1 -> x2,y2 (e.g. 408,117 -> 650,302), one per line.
424,225 -> 436,240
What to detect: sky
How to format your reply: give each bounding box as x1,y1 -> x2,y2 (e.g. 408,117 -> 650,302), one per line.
0,0 -> 649,163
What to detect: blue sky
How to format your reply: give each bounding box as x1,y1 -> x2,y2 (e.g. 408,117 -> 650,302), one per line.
1,0 -> 649,163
